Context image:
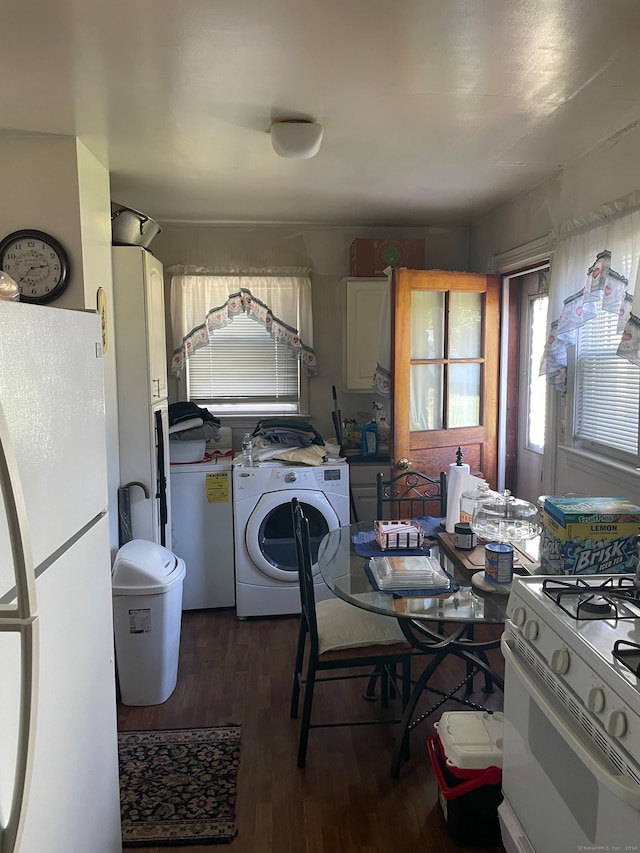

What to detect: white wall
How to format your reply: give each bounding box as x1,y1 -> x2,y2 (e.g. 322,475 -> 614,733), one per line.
152,223 -> 469,447
0,135 -> 121,553
469,122 -> 640,505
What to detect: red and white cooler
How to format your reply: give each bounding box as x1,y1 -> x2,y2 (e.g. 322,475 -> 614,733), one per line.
427,710 -> 504,847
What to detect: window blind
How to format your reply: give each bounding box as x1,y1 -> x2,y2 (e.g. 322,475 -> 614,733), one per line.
575,307 -> 640,457
187,313 -> 300,412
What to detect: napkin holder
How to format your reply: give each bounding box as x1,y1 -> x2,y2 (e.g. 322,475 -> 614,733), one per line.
375,520 -> 425,551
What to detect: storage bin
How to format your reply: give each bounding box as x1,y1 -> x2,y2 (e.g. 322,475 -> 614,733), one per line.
427,710 -> 504,847
169,439 -> 206,464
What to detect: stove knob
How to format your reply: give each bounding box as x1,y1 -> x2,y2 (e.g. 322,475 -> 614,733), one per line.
512,606 -> 526,627
550,647 -> 570,674
284,471 -> 298,483
523,619 -> 539,640
606,709 -> 628,738
587,687 -> 606,715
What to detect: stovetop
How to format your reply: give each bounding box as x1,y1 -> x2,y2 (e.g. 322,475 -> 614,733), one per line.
506,574 -> 640,703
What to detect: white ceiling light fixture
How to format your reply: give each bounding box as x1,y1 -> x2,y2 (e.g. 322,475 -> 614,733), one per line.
270,120 -> 324,159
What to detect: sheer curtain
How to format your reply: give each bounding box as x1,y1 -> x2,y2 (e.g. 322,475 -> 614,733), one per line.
542,191 -> 640,390
169,266 -> 316,377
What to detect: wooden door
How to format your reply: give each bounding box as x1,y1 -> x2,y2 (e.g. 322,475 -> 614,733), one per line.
391,269 -> 500,487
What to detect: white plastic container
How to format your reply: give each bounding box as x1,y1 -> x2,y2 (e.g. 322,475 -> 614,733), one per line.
169,439 -> 206,464
112,539 -> 186,705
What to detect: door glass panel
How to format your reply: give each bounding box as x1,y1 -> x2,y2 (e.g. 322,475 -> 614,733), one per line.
449,292 -> 482,358
527,294 -> 548,452
411,291 -> 444,359
449,363 -> 480,427
410,364 -> 443,431
258,502 -> 328,572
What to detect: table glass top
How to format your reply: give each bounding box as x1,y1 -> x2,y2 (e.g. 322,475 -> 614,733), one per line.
317,522 -> 525,624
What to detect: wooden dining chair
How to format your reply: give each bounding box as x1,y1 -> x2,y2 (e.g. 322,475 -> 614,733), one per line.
376,470 -> 447,520
289,497 -> 415,768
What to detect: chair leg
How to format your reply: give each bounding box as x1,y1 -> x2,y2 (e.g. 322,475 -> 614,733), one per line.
401,657 -> 411,761
297,660 -> 317,768
363,665 -> 382,701
290,624 -> 307,719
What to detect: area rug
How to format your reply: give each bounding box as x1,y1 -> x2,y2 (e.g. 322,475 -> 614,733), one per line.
118,726 -> 241,846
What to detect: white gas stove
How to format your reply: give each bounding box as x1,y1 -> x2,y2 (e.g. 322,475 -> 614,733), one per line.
500,574 -> 640,853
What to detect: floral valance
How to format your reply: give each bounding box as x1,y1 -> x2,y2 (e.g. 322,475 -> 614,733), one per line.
170,269 -> 316,377
542,195 -> 640,391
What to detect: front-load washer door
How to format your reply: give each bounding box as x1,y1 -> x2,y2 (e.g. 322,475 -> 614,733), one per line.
245,489 -> 339,582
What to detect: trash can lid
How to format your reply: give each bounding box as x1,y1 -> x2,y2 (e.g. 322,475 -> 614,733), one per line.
112,539 -> 186,595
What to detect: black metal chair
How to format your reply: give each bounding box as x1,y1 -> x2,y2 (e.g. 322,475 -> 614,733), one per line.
376,470 -> 447,520
289,497 -> 415,768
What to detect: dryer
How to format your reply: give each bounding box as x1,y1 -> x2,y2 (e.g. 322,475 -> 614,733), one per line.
233,461 -> 349,618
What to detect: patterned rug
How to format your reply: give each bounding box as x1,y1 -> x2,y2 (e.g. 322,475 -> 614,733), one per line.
118,726 -> 241,846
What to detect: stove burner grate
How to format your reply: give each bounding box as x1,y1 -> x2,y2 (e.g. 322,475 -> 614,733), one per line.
613,640 -> 640,677
542,575 -> 640,620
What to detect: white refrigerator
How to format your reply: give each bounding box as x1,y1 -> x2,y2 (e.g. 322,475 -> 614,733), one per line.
0,302 -> 122,853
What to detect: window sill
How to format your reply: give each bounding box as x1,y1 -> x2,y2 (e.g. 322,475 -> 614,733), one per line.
557,445 -> 640,492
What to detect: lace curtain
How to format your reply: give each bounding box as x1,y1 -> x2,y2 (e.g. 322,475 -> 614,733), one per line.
542,192 -> 640,391
169,266 -> 316,377
371,267 -> 393,396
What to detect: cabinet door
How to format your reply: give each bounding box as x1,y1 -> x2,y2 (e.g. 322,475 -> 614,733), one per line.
144,253 -> 167,401
343,277 -> 388,392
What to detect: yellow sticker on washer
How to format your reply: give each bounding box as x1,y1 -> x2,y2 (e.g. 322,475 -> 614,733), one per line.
206,472 -> 229,502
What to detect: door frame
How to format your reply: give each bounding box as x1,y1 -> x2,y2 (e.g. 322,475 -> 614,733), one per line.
499,262 -> 551,493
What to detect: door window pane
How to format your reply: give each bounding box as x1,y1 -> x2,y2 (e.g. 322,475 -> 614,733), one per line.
411,291 -> 444,359
449,292 -> 482,358
449,364 -> 480,427
527,294 -> 548,452
410,364 -> 443,431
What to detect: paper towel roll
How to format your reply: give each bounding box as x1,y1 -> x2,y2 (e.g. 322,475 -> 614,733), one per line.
446,462 -> 470,532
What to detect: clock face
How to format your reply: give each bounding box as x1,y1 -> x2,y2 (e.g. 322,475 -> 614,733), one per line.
0,230 -> 70,304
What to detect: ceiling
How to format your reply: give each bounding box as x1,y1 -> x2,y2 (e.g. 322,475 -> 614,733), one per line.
4,0 -> 640,227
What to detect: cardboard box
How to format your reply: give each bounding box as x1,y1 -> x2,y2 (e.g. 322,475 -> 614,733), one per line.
350,238 -> 425,276
540,496 -> 640,575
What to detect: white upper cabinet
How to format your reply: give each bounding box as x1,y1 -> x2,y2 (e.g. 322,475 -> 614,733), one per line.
112,247 -> 167,402
342,277 -> 388,392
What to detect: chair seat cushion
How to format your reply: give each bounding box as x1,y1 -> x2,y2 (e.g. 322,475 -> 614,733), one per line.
315,598 -> 408,655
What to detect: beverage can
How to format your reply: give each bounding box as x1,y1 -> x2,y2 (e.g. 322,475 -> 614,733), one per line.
484,542 -> 514,583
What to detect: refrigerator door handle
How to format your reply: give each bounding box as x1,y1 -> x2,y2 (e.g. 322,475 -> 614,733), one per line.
0,402 -> 37,620
0,620 -> 39,853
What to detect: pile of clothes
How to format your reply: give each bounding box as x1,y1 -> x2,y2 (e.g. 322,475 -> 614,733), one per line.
249,418 -> 341,466
168,402 -> 221,444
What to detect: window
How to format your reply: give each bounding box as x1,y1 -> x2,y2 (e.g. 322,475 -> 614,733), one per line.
527,293 -> 548,453
187,312 -> 303,414
170,272 -> 314,417
575,307 -> 640,461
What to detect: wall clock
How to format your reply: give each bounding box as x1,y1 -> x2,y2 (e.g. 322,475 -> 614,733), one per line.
0,229 -> 70,304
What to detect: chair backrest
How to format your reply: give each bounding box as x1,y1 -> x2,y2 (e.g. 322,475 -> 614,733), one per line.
376,470 -> 447,519
291,498 -> 320,647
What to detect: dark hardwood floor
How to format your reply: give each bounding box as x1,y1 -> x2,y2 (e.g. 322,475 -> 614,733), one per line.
117,609 -> 507,853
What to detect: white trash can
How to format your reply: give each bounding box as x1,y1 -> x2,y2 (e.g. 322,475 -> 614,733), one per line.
112,539 -> 186,706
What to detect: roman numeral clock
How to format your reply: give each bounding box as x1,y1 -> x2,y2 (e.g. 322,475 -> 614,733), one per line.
0,229 -> 70,304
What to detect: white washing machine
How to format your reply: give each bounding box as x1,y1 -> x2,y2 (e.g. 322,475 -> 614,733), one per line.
233,460 -> 350,618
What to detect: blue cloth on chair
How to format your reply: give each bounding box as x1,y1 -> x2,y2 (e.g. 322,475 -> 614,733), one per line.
351,517 -> 444,558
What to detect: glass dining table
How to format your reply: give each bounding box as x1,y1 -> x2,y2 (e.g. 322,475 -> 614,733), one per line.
317,521 -> 536,778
